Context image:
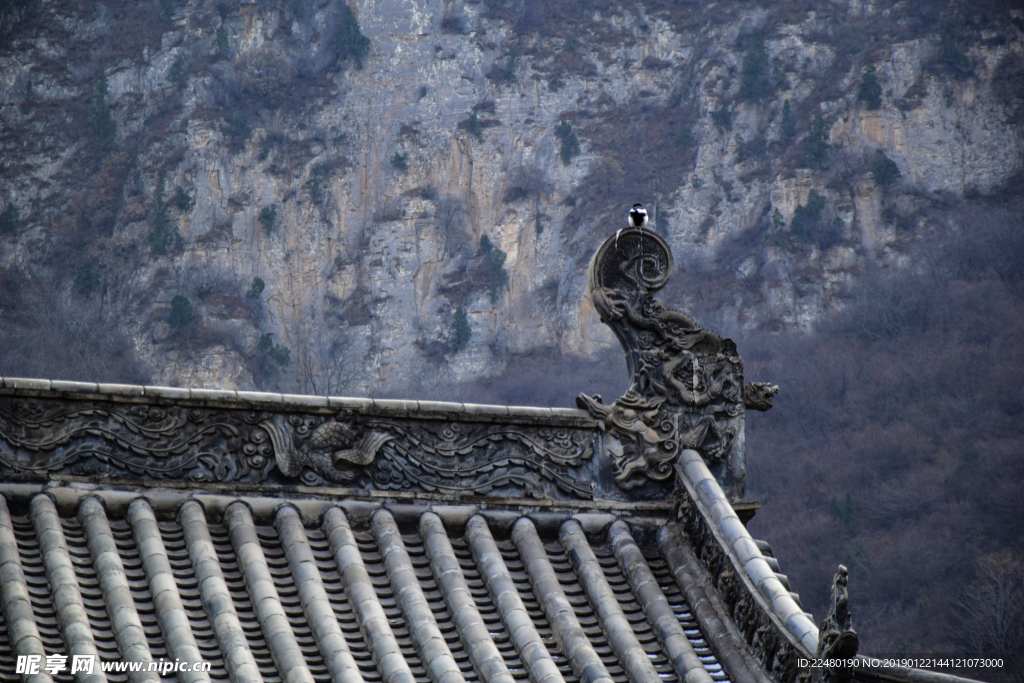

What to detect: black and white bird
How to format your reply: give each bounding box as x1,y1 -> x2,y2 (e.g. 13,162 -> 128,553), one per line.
617,203 -> 649,245
628,203 -> 649,229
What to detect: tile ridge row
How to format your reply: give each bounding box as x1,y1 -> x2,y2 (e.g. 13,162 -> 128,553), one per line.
0,376 -> 592,422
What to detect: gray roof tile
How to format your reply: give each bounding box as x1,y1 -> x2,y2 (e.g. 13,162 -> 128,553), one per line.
0,491 -> 728,683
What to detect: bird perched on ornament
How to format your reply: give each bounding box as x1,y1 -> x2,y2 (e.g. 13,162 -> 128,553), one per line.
617,203 -> 649,245
629,203 -> 648,229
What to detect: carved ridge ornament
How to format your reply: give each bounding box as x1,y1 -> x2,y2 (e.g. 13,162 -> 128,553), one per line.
816,564 -> 859,683
576,229 -> 776,497
0,399 -> 596,499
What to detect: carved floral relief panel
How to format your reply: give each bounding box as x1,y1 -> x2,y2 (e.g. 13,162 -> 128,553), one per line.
0,397 -> 597,499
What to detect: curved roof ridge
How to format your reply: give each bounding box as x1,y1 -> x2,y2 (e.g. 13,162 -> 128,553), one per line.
0,376 -> 591,421
675,449 -> 819,653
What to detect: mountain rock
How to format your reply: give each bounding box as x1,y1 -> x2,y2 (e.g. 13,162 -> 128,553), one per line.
0,0 -> 1020,392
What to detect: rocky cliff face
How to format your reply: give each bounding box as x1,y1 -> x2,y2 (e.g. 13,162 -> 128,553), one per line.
0,0 -> 1021,393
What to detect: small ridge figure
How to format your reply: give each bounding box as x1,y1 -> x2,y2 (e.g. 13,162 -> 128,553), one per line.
816,564 -> 859,683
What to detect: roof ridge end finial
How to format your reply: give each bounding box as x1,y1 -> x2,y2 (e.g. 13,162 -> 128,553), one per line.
575,228 -> 777,500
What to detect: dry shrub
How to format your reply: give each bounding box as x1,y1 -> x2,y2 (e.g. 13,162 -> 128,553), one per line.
441,11 -> 466,34
373,197 -> 405,223
483,0 -> 634,70
952,552 -> 1024,677
43,151 -> 132,263
0,271 -> 148,384
641,55 -> 672,70
98,1 -> 167,62
503,165 -> 546,203
993,53 -> 1024,123
238,50 -> 297,108
182,261 -> 229,302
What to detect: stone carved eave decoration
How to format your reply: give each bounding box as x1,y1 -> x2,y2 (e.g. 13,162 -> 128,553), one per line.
576,229 -> 777,498
815,565 -> 859,683
673,460 -> 812,683
0,395 -> 597,500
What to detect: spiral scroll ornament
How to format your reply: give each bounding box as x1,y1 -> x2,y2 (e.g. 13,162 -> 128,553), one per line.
577,226 -> 775,498
588,228 -> 674,295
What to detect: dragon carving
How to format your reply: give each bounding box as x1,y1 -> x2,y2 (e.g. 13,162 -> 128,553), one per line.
261,414 -> 393,485
744,382 -> 780,411
576,229 -> 776,497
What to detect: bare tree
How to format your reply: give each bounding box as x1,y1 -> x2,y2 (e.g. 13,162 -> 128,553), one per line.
923,204 -> 1024,287
952,558 -> 1024,681
297,326 -> 363,397
373,197 -> 405,224
0,274 -> 145,383
404,359 -> 461,401
248,331 -> 292,392
503,165 -> 547,203
435,195 -> 465,234
180,257 -> 227,303
249,347 -> 276,392
105,238 -> 149,315
838,268 -> 929,341
440,1 -> 466,33
434,194 -> 468,257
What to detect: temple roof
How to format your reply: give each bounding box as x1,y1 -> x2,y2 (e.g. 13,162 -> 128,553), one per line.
0,231 -> 981,683
0,378 -> 979,683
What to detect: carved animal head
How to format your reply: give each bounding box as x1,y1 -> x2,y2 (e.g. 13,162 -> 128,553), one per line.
743,382 -> 779,411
